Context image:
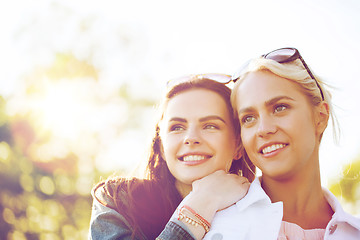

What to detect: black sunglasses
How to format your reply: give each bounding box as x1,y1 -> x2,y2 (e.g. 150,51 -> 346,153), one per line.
232,47 -> 324,100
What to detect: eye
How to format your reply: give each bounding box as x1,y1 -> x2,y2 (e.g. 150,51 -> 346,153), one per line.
204,124 -> 219,130
170,124 -> 185,132
274,104 -> 288,113
241,115 -> 255,125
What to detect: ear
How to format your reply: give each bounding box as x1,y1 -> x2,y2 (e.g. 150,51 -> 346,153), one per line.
316,102 -> 329,137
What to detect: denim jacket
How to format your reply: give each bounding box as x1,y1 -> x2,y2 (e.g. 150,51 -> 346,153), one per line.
88,179 -> 195,240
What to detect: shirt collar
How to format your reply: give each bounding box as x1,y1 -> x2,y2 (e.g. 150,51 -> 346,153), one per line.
322,187 -> 360,229
235,177 -> 360,230
235,177 -> 277,211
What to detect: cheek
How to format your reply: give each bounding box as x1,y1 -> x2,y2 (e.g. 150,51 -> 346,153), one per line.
212,133 -> 236,153
291,114 -> 316,138
161,135 -> 180,159
161,137 -> 171,155
240,129 -> 253,150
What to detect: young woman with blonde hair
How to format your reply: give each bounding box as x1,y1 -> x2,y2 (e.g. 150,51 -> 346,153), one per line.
203,48 -> 360,240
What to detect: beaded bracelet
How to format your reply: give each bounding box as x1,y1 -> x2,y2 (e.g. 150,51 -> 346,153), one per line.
178,205 -> 211,233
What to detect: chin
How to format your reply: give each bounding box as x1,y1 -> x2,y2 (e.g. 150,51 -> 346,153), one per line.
263,170 -> 294,181
181,174 -> 206,185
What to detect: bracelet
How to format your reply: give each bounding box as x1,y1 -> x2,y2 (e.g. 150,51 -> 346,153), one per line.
182,205 -> 211,228
178,205 -> 211,233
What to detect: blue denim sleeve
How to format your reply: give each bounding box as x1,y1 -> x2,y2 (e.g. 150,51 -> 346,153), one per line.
157,219 -> 196,240
89,190 -> 195,240
89,196 -> 145,240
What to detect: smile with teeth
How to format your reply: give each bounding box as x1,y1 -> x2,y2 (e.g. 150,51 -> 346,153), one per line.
261,144 -> 286,154
181,155 -> 208,162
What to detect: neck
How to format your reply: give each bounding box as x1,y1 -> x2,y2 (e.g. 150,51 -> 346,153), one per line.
175,181 -> 192,198
261,160 -> 333,229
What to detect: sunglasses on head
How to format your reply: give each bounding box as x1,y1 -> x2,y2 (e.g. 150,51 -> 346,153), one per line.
231,47 -> 324,100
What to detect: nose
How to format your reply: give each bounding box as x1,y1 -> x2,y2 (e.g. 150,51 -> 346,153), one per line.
184,138 -> 200,145
184,127 -> 201,145
256,115 -> 277,138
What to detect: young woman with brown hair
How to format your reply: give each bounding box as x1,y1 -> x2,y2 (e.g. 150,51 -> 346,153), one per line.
89,75 -> 255,240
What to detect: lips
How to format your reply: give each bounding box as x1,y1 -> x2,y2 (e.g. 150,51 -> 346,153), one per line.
259,143 -> 287,155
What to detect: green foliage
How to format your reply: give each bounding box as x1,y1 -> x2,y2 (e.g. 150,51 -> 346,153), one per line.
329,157 -> 360,215
45,53 -> 98,81
0,50 -> 156,239
0,138 -> 94,240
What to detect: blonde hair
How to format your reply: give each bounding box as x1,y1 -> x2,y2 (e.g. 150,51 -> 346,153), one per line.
231,57 -> 339,141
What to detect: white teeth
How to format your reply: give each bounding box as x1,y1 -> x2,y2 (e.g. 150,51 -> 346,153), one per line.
183,155 -> 206,161
262,144 -> 286,154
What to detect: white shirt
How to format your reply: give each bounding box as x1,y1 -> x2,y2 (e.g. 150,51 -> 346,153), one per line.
203,177 -> 360,240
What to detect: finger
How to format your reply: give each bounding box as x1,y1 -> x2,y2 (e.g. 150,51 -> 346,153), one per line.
242,179 -> 250,184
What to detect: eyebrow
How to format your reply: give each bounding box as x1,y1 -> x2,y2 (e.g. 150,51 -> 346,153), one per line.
238,95 -> 295,115
200,115 -> 226,124
169,115 -> 227,124
169,117 -> 187,123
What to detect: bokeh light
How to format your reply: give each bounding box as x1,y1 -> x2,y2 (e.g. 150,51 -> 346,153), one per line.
0,0 -> 359,239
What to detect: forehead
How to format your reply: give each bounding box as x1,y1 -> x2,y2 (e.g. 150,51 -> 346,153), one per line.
164,88 -> 230,119
236,70 -> 304,107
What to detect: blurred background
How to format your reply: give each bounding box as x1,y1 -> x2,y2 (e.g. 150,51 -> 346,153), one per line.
0,0 -> 359,239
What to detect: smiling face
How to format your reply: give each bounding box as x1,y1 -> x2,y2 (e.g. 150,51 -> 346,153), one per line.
235,70 -> 324,180
159,88 -> 237,194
